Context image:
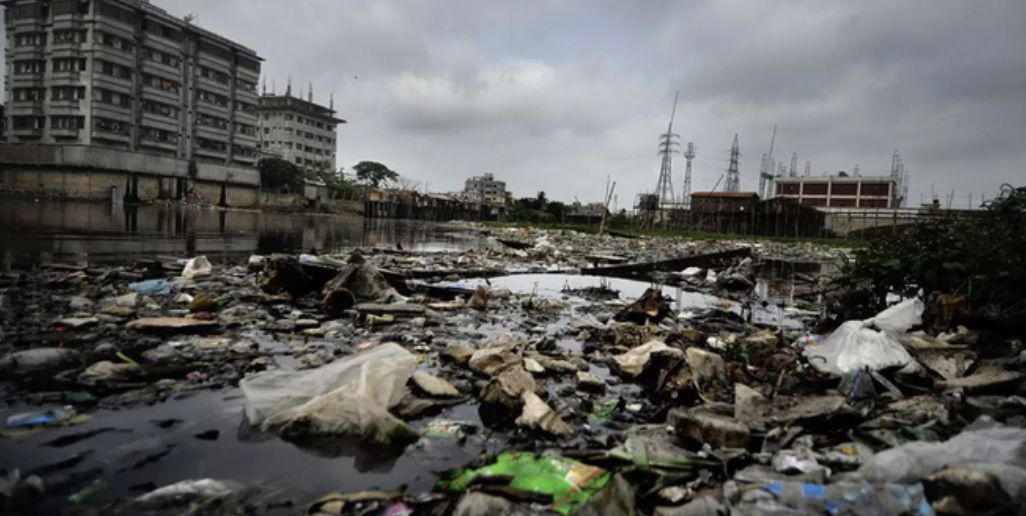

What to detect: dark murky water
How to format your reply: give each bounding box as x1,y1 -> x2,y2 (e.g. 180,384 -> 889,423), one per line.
0,198 -> 483,268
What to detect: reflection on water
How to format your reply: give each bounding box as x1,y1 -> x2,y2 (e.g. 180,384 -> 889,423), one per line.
0,198 -> 482,267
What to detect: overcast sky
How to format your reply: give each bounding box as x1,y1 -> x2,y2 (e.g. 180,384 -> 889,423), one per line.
5,0 -> 1025,207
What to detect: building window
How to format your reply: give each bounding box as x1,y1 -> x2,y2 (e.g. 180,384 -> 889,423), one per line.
237,124 -> 257,136
52,0 -> 91,16
53,57 -> 87,72
14,33 -> 46,47
144,74 -> 180,94
145,47 -> 181,69
98,32 -> 134,53
234,101 -> 256,114
52,86 -> 86,100
12,116 -> 45,130
199,66 -> 230,85
233,144 -> 256,157
143,19 -> 182,42
196,137 -> 228,152
94,88 -> 131,108
141,126 -> 179,144
197,89 -> 229,107
97,60 -> 132,79
51,115 -> 85,130
10,3 -> 45,20
93,117 -> 131,135
14,60 -> 45,75
197,113 -> 229,130
236,79 -> 257,92
13,88 -> 45,102
53,29 -> 87,44
141,99 -> 179,119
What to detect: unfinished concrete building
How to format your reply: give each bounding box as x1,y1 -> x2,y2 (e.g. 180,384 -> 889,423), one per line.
257,86 -> 344,171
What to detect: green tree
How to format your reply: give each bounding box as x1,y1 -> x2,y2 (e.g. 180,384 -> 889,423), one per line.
546,201 -> 566,221
352,161 -> 399,188
258,157 -> 304,192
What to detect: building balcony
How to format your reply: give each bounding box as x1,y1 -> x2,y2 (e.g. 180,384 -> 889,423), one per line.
195,102 -> 230,117
197,53 -> 231,71
141,59 -> 183,81
234,87 -> 258,102
49,99 -> 83,111
49,71 -> 84,83
139,138 -> 179,153
93,46 -> 135,67
141,112 -> 180,132
7,100 -> 45,113
194,147 -> 228,161
9,46 -> 46,59
11,126 -> 44,137
90,129 -> 131,143
92,103 -> 133,121
9,75 -> 46,88
195,124 -> 229,140
141,84 -> 181,103
197,75 -> 232,95
233,109 -> 258,123
50,127 -> 83,139
141,33 -> 182,55
93,17 -> 135,38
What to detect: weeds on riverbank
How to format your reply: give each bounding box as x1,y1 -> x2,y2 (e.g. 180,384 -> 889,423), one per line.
830,184 -> 1026,336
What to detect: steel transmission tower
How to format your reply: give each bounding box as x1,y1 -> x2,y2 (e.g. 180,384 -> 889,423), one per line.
804,161 -> 811,177
654,92 -> 680,207
891,149 -> 908,207
789,152 -> 798,177
758,125 -> 777,198
682,142 -> 695,208
725,134 -> 741,192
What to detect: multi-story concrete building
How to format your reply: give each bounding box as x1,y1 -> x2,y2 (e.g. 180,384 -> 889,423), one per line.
463,172 -> 509,206
3,0 -> 262,168
774,175 -> 896,208
257,87 -> 344,170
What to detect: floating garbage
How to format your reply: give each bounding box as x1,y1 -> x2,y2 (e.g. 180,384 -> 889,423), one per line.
241,342 -> 418,446
439,451 -> 612,515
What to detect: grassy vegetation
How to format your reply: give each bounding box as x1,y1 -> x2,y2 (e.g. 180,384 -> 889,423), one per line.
481,220 -> 862,247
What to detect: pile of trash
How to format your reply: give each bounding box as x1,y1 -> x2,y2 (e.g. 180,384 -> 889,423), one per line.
0,228 -> 1023,515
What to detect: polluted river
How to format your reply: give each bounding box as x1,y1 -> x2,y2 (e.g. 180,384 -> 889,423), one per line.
2,202 -> 1023,515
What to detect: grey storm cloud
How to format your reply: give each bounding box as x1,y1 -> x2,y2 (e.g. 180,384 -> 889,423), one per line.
4,0 -> 1024,206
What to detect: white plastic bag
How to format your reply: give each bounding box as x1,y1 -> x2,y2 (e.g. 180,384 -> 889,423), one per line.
868,298 -> 924,335
803,298 -> 924,375
240,342 -> 416,444
181,256 -> 213,280
855,417 -> 1026,501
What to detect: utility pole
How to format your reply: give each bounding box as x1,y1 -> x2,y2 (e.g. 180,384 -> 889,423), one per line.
789,152 -> 798,177
654,92 -> 680,209
725,134 -> 741,193
682,142 -> 695,209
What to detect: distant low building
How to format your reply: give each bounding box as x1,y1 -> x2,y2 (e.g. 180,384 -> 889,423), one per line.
774,176 -> 896,208
463,173 -> 510,206
567,202 -> 608,223
690,192 -> 760,213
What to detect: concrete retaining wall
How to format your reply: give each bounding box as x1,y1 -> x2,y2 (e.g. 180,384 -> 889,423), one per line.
0,144 -> 259,187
